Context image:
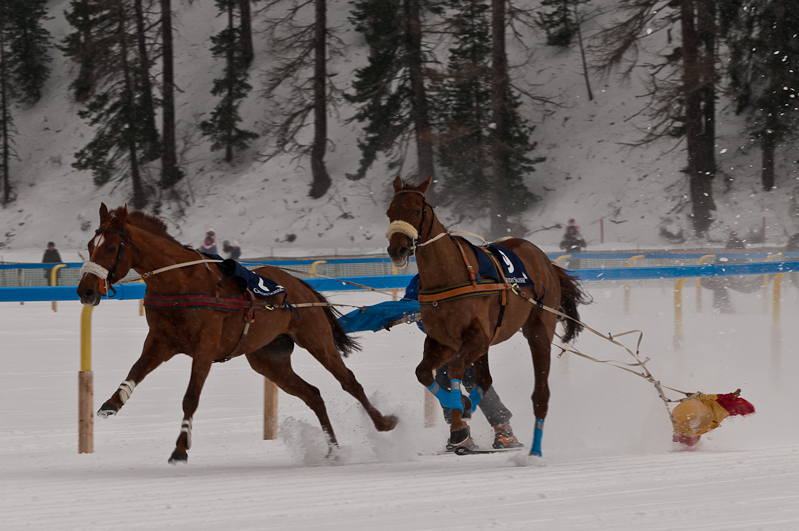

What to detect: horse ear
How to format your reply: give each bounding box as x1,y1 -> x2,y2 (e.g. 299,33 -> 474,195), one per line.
392,176 -> 403,193
99,203 -> 109,222
417,175 -> 433,195
117,204 -> 128,224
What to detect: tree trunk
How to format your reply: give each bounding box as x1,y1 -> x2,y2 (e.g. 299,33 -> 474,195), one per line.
403,0 -> 434,182
160,0 -> 181,188
760,0 -> 786,191
133,0 -> 159,159
309,0 -> 331,198
489,0 -> 508,238
239,0 -> 254,66
761,112 -> 778,191
75,0 -> 96,102
117,2 -> 144,209
225,0 -> 235,163
696,0 -> 716,179
0,27 -> 10,205
680,0 -> 714,236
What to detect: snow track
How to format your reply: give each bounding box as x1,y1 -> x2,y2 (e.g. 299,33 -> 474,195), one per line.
2,286 -> 798,530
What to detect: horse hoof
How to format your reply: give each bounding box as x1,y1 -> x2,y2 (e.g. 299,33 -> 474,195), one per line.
382,415 -> 399,431
97,404 -> 118,418
449,426 -> 470,445
168,451 -> 188,465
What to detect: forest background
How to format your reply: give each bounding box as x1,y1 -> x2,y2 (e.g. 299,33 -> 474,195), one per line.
0,0 -> 798,260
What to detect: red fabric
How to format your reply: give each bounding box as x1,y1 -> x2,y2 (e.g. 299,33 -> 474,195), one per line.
673,434 -> 701,446
715,393 -> 755,417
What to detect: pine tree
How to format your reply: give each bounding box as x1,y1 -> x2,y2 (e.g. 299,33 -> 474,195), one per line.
63,0 -> 106,102
71,0 -> 162,209
4,0 -> 51,105
346,0 -> 435,181
200,0 -> 258,162
0,0 -> 52,205
434,0 -> 538,221
722,0 -> 799,191
537,0 -> 589,47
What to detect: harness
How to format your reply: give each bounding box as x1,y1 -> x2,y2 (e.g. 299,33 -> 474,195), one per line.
387,188 -> 515,346
80,221 -> 143,297
418,238 -> 513,346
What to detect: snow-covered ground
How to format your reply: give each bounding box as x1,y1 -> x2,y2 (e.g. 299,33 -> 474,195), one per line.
2,282 -> 798,530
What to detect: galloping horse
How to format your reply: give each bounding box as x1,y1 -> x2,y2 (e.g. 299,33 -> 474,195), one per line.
77,204 -> 397,464
385,177 -> 588,455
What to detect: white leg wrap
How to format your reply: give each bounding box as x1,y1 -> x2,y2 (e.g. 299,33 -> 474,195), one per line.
181,418 -> 193,449
118,380 -> 136,405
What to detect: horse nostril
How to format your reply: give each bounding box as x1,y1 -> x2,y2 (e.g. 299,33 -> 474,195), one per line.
399,246 -> 408,256
85,289 -> 94,299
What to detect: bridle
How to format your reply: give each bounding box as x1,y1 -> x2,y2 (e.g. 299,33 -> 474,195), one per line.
385,189 -> 433,256
80,220 -> 142,297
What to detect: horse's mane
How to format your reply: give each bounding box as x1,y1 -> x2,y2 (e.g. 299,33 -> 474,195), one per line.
113,207 -> 185,247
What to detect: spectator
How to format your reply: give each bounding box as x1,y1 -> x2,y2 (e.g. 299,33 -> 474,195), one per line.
42,241 -> 62,284
200,229 -> 217,255
223,240 -> 242,260
560,225 -> 587,268
564,217 -> 580,234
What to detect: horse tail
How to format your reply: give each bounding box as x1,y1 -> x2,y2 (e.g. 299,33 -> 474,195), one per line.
301,281 -> 362,357
555,265 -> 592,344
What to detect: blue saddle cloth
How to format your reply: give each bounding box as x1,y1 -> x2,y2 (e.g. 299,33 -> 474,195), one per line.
210,254 -> 286,298
463,240 -> 533,287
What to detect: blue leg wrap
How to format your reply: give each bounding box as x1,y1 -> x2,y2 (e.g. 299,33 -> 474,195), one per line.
426,382 -> 452,408
449,380 -> 463,411
530,418 -> 544,456
468,386 -> 484,413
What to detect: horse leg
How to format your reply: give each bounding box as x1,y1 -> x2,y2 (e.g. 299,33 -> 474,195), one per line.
245,335 -> 340,451
299,332 -> 399,433
441,327 -> 491,445
168,356 -> 213,465
522,314 -> 556,456
98,333 -> 175,418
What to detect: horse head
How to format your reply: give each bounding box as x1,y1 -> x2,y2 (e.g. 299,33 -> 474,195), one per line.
385,175 -> 433,268
77,203 -> 139,306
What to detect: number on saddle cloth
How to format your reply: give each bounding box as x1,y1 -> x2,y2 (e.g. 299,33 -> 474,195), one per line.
215,255 -> 286,298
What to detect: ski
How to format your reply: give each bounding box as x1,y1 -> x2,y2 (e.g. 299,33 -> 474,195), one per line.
453,446 -> 522,456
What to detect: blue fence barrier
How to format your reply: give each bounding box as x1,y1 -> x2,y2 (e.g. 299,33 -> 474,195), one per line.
3,251 -> 799,271
2,261 -> 798,302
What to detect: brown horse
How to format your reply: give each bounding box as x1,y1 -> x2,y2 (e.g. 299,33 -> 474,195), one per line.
77,204 -> 397,464
385,176 -> 588,456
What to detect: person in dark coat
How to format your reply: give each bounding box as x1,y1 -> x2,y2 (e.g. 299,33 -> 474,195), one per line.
559,225 -> 587,268
222,240 -> 242,260
42,241 -> 63,284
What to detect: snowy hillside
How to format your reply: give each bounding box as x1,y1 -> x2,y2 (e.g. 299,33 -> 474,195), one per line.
1,0 -> 798,262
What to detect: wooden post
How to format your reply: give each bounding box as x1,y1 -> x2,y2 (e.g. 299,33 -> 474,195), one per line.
771,273 -> 784,361
263,378 -> 279,440
763,254 -> 783,314
695,255 -> 715,314
79,306 -> 94,453
674,278 -> 687,350
392,266 -> 399,301
424,390 -> 437,428
600,218 -> 604,244
624,255 -> 646,314
139,280 -> 145,316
